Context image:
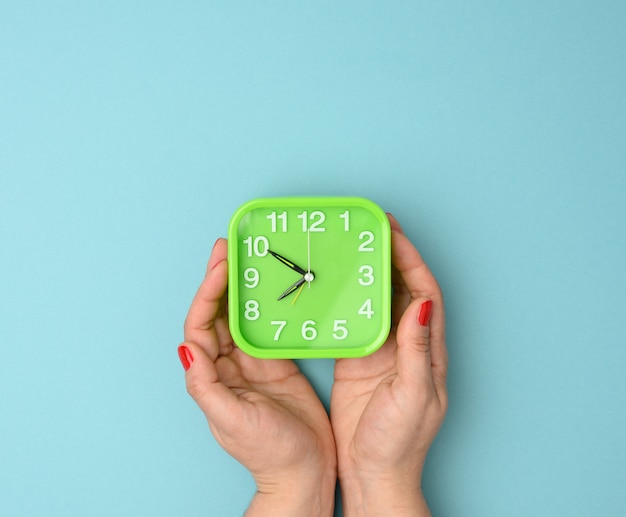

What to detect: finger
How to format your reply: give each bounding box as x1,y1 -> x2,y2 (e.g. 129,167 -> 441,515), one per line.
388,213 -> 436,328
429,298 -> 448,395
178,342 -> 243,430
388,214 -> 410,328
395,288 -> 448,399
389,221 -> 448,393
391,265 -> 411,328
207,237 -> 228,272
395,298 -> 435,390
386,212 -> 404,234
184,238 -> 228,358
391,230 -> 440,300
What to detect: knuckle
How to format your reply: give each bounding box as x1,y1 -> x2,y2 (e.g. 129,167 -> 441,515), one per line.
406,333 -> 431,354
185,375 -> 207,402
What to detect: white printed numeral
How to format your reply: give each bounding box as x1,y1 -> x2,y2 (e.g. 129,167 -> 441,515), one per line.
332,320 -> 348,340
271,320 -> 287,340
358,265 -> 374,286
298,211 -> 326,232
243,267 -> 259,288
358,299 -> 374,319
358,231 -> 374,252
267,211 -> 287,232
244,300 -> 260,320
339,210 -> 350,231
243,236 -> 269,257
301,320 -> 317,340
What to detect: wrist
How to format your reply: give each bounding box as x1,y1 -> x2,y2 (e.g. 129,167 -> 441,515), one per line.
339,469 -> 430,517
246,466 -> 337,517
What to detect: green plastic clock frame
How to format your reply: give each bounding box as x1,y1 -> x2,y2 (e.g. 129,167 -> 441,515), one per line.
227,196 -> 391,359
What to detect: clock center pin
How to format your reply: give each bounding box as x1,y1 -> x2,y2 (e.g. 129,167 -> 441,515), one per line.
304,272 -> 315,283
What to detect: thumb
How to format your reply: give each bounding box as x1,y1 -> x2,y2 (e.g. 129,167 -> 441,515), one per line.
177,342 -> 242,430
395,298 -> 435,388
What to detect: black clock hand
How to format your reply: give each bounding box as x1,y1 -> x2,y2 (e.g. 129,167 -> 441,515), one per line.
269,250 -> 306,275
277,277 -> 306,301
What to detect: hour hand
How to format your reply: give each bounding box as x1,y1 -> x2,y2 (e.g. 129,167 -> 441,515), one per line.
277,277 -> 306,301
269,250 -> 306,275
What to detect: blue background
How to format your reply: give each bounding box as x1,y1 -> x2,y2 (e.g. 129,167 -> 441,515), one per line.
1,2 -> 625,515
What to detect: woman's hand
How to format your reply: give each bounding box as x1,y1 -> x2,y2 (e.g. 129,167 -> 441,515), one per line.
331,215 -> 448,516
179,238 -> 337,517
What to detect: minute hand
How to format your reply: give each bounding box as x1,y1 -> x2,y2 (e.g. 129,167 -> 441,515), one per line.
268,250 -> 306,275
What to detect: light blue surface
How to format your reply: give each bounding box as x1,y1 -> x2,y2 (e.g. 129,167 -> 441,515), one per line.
1,2 -> 625,515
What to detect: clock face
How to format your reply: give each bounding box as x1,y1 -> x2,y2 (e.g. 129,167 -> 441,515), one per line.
227,197 -> 391,358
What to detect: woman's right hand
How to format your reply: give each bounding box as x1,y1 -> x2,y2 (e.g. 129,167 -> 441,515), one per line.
179,238 -> 337,517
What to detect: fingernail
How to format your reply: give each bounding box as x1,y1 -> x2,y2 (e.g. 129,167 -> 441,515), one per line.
418,300 -> 433,326
178,345 -> 194,371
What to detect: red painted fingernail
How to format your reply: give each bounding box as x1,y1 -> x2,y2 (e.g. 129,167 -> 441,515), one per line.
178,345 -> 194,371
418,300 -> 433,326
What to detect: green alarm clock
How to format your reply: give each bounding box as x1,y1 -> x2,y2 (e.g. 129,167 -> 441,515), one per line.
227,197 -> 391,358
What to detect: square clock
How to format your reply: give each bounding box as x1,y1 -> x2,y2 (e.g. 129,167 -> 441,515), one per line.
228,197 -> 391,359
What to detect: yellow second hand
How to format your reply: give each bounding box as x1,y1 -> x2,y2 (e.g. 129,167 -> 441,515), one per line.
291,282 -> 306,305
